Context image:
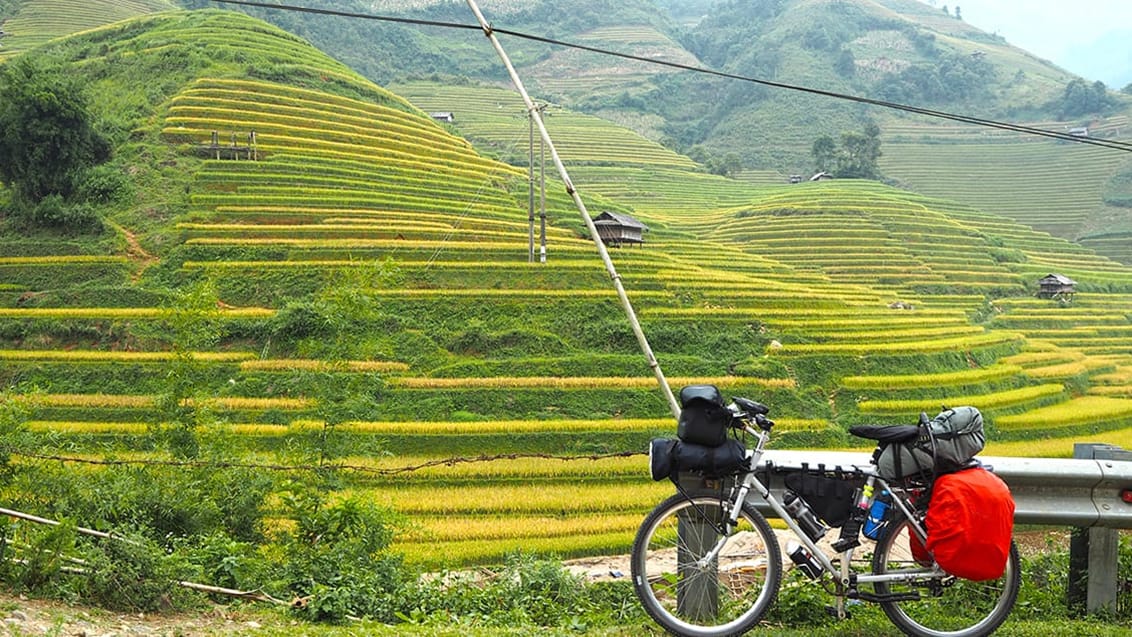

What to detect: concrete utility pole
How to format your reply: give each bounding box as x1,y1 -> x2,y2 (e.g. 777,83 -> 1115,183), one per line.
464,0 -> 680,419
540,130 -> 547,263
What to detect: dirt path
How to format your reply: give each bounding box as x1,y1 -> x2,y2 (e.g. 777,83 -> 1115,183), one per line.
105,220 -> 158,281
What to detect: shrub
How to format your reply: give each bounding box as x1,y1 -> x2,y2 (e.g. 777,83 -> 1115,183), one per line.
27,195 -> 102,230
278,485 -> 408,623
82,534 -> 198,612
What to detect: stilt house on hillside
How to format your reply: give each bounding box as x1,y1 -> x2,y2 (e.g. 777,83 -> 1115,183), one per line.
592,211 -> 648,247
1038,273 -> 1077,299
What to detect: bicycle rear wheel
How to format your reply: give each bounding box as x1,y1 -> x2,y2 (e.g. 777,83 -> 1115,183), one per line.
871,514 -> 1020,637
631,491 -> 782,637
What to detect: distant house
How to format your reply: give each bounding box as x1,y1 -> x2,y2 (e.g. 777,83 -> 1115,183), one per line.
1068,126 -> 1089,138
810,171 -> 833,181
430,112 -> 455,123
592,211 -> 648,247
788,174 -> 803,184
1038,273 -> 1077,299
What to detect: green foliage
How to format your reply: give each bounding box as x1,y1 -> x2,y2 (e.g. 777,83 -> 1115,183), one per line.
0,392 -> 33,480
404,553 -> 635,629
1056,79 -> 1117,117
82,533 -> 197,612
1102,159 -> 1132,208
0,54 -> 111,214
764,570 -> 837,627
148,279 -> 227,458
0,518 -> 77,593
279,486 -> 406,623
876,52 -> 995,105
810,123 -> 882,179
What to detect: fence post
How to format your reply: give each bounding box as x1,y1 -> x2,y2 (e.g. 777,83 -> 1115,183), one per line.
1068,443 -> 1128,615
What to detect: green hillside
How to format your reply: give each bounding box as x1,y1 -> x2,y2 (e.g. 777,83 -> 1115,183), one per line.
2,5 -> 1132,576
0,0 -> 173,59
169,0 -> 1132,262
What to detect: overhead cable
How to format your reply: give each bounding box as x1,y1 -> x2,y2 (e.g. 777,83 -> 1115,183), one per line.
210,0 -> 1132,152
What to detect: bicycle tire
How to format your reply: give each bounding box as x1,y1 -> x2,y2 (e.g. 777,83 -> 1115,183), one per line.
871,512 -> 1020,637
631,490 -> 782,637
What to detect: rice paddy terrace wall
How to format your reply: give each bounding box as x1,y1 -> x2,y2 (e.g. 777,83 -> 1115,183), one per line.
3,8 -> 1132,568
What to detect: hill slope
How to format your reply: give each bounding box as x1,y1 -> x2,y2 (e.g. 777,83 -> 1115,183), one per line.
0,0 -> 173,59
1,6 -> 1132,569
156,0 -> 1132,260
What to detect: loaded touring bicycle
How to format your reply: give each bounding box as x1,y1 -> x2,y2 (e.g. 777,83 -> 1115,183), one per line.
634,385 -> 1018,637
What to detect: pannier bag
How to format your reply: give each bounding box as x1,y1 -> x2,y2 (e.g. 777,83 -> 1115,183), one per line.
877,406 -> 985,480
677,384 -> 732,447
649,437 -> 747,482
783,468 -> 864,527
924,466 -> 1014,581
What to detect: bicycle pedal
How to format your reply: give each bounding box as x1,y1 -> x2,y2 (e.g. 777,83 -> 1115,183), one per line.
824,605 -> 851,620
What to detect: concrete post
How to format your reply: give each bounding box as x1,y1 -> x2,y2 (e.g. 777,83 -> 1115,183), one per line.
1068,443 -> 1127,615
677,473 -> 718,621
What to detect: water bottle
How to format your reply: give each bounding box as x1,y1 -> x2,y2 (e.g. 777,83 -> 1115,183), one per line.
783,491 -> 828,541
786,541 -> 823,579
863,491 -> 890,540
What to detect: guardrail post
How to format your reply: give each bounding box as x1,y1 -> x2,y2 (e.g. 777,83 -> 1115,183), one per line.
1069,443 -> 1128,615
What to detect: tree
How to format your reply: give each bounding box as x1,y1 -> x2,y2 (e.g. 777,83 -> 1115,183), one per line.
836,123 -> 883,179
0,55 -> 110,210
834,48 -> 856,78
811,135 -> 838,173
1058,78 -> 1112,117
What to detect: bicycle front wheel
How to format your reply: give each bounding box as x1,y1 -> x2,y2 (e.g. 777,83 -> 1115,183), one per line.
872,514 -> 1020,637
631,491 -> 782,637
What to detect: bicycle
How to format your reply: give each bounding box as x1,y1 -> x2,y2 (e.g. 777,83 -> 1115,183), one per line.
632,395 -> 1020,637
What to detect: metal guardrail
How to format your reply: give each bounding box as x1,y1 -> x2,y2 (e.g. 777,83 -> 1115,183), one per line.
749,450 -> 1132,528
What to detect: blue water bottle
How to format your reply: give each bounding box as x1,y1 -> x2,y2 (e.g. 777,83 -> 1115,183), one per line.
863,491 -> 890,540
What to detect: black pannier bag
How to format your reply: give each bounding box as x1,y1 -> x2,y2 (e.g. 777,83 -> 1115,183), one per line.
649,437 -> 747,482
677,384 -> 731,447
873,406 -> 986,480
783,467 -> 864,528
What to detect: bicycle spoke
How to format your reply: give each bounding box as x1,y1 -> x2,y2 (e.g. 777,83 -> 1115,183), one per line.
632,493 -> 781,637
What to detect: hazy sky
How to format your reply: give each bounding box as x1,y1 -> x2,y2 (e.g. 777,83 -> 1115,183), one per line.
924,0 -> 1132,88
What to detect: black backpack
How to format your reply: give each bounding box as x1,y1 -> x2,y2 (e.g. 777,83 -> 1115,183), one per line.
676,384 -> 732,447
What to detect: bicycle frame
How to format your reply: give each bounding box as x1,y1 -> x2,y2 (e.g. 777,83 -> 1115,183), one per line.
636,399 -> 1020,637
723,418 -> 947,614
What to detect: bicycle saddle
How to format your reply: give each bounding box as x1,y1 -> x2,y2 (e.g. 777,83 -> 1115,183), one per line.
848,424 -> 920,444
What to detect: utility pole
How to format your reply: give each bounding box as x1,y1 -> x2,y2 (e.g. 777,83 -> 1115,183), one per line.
539,128 -> 547,263
465,0 -> 680,419
527,106 -> 535,262
527,102 -> 548,263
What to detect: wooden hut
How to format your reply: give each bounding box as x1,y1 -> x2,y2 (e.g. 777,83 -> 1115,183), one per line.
592,211 -> 648,247
1038,273 -> 1077,299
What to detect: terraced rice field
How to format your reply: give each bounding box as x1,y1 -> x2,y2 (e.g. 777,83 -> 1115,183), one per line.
6,9 -> 1132,567
879,118 -> 1132,246
0,0 -> 172,59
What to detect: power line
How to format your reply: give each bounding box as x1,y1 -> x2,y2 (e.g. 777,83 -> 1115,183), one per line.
210,0 -> 1132,152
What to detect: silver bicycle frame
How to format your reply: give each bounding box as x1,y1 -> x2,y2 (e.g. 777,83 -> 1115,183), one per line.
720,421 -> 946,587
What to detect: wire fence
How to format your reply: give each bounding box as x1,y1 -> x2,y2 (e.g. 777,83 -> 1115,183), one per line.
11,449 -> 646,476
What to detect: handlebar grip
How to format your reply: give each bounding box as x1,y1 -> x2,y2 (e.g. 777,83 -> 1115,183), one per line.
732,396 -> 769,416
